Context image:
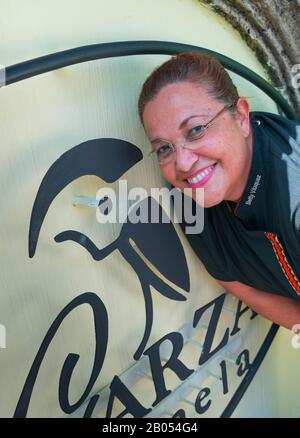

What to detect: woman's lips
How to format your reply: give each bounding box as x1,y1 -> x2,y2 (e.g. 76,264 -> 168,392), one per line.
185,163 -> 217,188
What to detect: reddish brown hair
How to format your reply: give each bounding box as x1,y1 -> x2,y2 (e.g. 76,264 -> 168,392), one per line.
138,52 -> 239,124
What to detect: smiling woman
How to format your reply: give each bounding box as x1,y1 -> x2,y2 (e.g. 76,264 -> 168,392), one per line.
139,52 -> 300,332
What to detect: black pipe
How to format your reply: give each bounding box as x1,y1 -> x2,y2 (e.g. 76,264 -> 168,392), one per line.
3,40 -> 297,119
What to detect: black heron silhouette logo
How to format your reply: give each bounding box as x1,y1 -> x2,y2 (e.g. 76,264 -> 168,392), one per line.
28,137 -> 190,361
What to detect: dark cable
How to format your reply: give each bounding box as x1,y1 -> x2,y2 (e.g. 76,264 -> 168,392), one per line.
4,40 -> 296,119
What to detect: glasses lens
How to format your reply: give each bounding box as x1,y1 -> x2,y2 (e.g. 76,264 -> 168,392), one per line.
154,142 -> 174,163
186,126 -> 206,147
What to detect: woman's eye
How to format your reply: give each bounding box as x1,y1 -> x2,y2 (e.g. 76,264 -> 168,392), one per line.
156,144 -> 172,156
188,125 -> 204,138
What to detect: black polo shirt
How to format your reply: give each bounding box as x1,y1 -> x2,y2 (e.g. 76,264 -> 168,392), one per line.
180,112 -> 300,303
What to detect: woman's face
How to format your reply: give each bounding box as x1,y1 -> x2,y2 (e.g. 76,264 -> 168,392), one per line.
143,81 -> 253,208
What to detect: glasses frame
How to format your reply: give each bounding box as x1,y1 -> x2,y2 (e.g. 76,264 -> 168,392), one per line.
149,103 -> 235,164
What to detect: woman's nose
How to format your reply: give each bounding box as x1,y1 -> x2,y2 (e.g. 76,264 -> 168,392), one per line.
174,146 -> 198,172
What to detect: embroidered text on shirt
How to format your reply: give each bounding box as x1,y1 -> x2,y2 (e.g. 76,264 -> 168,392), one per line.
245,174 -> 261,206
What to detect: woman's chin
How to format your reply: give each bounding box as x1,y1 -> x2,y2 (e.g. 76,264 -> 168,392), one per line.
174,184 -> 224,208
194,190 -> 224,208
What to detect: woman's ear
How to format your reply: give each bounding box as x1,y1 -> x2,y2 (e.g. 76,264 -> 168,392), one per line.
235,97 -> 251,138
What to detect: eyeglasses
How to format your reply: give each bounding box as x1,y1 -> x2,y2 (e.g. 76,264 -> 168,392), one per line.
149,103 -> 234,165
